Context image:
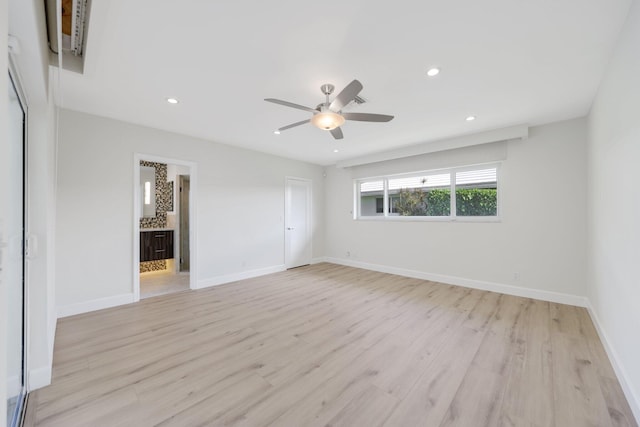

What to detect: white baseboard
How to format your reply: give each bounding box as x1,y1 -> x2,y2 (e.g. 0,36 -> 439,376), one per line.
586,301 -> 640,423
324,257 -> 587,307
57,293 -> 135,318
311,257 -> 328,264
197,264 -> 286,289
48,312 -> 57,360
28,365 -> 52,391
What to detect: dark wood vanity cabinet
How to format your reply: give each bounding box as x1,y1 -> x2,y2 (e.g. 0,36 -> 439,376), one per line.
140,230 -> 174,261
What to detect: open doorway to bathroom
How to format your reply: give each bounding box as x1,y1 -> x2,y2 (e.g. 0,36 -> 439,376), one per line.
178,174 -> 190,272
134,155 -> 197,301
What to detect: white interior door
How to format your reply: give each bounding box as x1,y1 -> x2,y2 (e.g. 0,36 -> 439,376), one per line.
285,178 -> 311,269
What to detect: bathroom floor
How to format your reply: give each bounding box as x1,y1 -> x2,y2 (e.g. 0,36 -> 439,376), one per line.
140,270 -> 190,299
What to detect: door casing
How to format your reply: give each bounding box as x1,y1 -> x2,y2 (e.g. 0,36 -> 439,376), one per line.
132,154 -> 197,301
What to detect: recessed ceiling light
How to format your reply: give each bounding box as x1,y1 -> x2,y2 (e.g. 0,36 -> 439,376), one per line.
333,149 -> 339,153
466,115 -> 476,121
274,130 -> 281,135
426,68 -> 440,77
166,98 -> 179,104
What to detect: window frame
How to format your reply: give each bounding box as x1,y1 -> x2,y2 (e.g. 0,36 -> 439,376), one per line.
354,162 -> 501,222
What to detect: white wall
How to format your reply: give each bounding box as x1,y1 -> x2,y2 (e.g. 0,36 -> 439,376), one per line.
25,83 -> 58,390
56,109 -> 325,310
587,0 -> 640,419
325,118 -> 588,302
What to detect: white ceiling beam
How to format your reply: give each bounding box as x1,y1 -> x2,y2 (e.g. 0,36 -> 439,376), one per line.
336,124 -> 529,168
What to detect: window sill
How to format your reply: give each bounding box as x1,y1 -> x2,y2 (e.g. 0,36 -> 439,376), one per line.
355,216 -> 501,223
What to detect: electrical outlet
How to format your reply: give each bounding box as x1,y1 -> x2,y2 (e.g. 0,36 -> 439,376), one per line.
346,251 -> 351,257
513,272 -> 520,281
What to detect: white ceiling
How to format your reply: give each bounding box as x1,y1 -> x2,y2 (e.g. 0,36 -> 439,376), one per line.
58,0 -> 631,166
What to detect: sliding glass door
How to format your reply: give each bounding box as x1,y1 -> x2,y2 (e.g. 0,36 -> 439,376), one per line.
4,71 -> 27,426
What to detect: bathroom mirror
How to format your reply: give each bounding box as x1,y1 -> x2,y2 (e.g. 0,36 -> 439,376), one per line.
140,166 -> 156,218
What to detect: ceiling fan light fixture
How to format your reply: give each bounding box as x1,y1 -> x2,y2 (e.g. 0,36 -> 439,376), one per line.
311,111 -> 345,131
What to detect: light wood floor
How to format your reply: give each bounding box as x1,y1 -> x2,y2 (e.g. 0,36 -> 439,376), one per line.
26,263 -> 636,427
140,270 -> 190,299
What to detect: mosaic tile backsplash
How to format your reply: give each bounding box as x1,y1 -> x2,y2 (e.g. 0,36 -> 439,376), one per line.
140,160 -> 173,272
140,160 -> 172,230
140,260 -> 167,273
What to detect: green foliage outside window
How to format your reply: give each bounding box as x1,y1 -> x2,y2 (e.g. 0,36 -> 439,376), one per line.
395,188 -> 496,216
395,188 -> 427,216
456,188 -> 497,216
426,189 -> 451,216
396,188 -> 451,216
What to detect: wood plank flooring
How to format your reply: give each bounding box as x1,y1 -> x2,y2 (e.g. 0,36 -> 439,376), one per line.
140,270 -> 190,299
27,263 -> 637,426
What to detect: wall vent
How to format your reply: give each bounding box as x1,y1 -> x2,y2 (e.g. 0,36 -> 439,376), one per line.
353,95 -> 367,105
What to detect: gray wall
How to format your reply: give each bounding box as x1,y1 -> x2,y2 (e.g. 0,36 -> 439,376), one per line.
325,118 -> 588,298
56,109 -> 325,308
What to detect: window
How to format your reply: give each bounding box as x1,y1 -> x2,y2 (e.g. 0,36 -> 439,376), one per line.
375,197 -> 383,213
355,164 -> 499,221
455,168 -> 498,216
358,180 -> 384,216
388,173 -> 451,217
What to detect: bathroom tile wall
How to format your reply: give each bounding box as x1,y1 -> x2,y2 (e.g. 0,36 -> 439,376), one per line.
140,161 -> 173,272
140,160 -> 171,229
140,260 -> 167,273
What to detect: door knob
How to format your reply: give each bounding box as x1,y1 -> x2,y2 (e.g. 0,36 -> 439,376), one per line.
287,227 -> 294,230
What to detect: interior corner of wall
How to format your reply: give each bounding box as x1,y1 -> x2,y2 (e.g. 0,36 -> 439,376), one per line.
28,365 -> 52,391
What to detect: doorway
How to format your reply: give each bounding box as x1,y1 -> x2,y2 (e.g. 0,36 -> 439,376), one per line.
4,70 -> 27,426
285,177 -> 312,269
133,155 -> 197,301
178,175 -> 190,272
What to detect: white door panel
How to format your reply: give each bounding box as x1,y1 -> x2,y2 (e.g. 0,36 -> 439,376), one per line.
285,178 -> 311,269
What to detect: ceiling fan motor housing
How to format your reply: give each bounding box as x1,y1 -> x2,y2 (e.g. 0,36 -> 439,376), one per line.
320,84 -> 335,96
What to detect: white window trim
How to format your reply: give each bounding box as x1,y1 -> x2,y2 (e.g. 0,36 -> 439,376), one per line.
355,162 -> 501,222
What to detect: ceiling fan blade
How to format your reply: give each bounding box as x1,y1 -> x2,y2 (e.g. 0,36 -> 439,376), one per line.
329,80 -> 363,112
330,127 -> 344,140
265,98 -> 318,114
342,112 -> 394,122
278,119 -> 310,132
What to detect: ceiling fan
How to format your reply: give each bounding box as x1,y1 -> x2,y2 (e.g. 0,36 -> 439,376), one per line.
265,79 -> 394,140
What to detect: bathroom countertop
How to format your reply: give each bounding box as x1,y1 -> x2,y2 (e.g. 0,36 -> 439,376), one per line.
140,228 -> 174,232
